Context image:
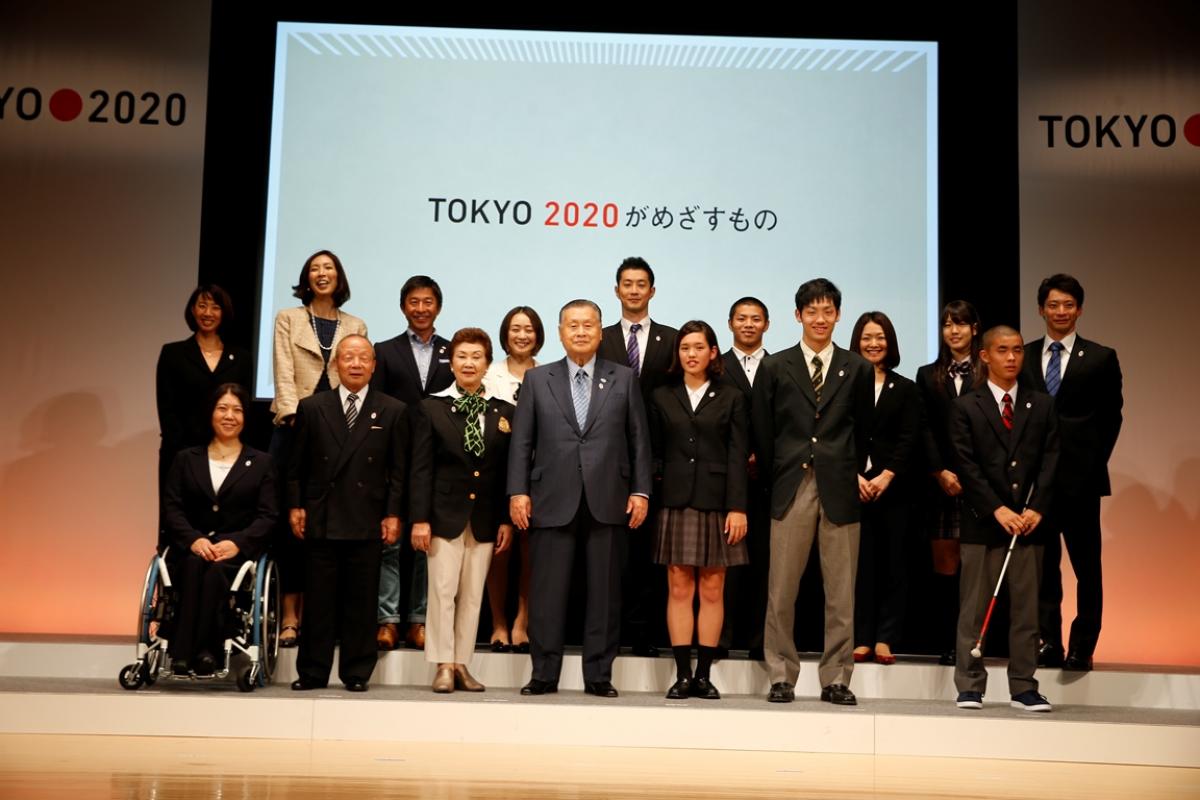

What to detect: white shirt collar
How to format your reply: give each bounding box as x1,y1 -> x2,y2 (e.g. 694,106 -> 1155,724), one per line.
1044,330 -> 1077,355
799,339 -> 835,370
732,345 -> 765,362
620,316 -> 651,336
685,380 -> 711,410
567,355 -> 597,379
432,383 -> 490,399
338,383 -> 369,406
987,379 -> 1018,406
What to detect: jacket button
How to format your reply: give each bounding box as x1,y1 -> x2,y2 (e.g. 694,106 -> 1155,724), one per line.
1011,483 -> 1019,491
473,471 -> 480,477
802,463 -> 810,470
469,493 -> 476,500
689,437 -> 695,443
212,504 -> 219,512
689,458 -> 695,463
1010,460 -> 1017,467
367,456 -> 373,463
811,436 -> 818,443
323,456 -> 329,461
357,481 -> 364,488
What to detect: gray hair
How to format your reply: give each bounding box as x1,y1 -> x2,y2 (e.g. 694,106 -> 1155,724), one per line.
558,299 -> 603,325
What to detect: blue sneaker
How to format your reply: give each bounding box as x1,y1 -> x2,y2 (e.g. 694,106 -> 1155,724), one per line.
955,691 -> 983,709
1010,690 -> 1052,712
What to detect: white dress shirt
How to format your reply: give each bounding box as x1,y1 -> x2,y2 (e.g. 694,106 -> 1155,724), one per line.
986,380 -> 1018,416
1041,330 -> 1077,383
685,380 -> 711,411
482,358 -> 537,405
732,345 -> 766,386
338,383 -> 369,421
799,340 -> 835,381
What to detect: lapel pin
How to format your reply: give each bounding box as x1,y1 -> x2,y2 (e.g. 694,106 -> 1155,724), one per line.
245,460 -> 251,467
370,411 -> 377,420
708,391 -> 716,397
1026,402 -> 1032,409
888,382 -> 894,389
838,369 -> 845,377
229,353 -> 235,360
438,346 -> 446,354
498,416 -> 511,433
655,335 -> 661,342
1078,350 -> 1084,357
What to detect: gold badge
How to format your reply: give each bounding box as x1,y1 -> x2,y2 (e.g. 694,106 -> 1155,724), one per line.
498,416 -> 511,433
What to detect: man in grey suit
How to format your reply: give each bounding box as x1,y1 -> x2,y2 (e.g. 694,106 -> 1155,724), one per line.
508,299 -> 653,698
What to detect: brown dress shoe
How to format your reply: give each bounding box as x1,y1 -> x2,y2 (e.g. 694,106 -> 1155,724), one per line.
376,623 -> 399,651
406,623 -> 426,650
432,665 -> 455,693
454,665 -> 485,692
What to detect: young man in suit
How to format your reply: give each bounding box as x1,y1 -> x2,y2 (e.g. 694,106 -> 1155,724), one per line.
1023,274 -> 1123,671
753,278 -> 874,705
371,276 -> 454,651
597,257 -> 678,656
288,335 -> 408,692
951,326 -> 1059,712
508,299 -> 653,697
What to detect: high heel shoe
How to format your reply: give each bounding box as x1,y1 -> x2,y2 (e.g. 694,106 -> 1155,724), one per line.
853,647 -> 873,663
432,665 -> 455,693
874,644 -> 896,666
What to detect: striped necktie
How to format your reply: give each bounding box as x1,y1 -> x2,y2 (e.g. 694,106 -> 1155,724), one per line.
626,323 -> 642,375
811,355 -> 824,403
572,369 -> 590,428
1045,341 -> 1063,397
345,392 -> 359,430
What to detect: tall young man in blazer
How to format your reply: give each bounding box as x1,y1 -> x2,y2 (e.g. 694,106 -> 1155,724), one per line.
753,278 -> 874,705
371,276 -> 454,651
288,335 -> 408,692
1022,274 -> 1123,671
509,299 -> 653,697
951,325 -> 1058,711
597,257 -> 678,656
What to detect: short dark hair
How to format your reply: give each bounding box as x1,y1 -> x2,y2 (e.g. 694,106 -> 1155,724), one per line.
184,284 -> 234,332
449,327 -> 493,364
667,320 -> 725,380
400,275 -> 443,309
499,306 -> 545,356
291,250 -> 351,307
728,296 -> 769,322
1036,273 -> 1085,308
849,311 -> 901,370
794,278 -> 842,311
559,299 -> 603,324
981,324 -> 1022,350
206,382 -> 250,440
616,256 -> 655,287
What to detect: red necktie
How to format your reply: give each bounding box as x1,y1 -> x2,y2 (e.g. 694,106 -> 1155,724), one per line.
1001,393 -> 1014,431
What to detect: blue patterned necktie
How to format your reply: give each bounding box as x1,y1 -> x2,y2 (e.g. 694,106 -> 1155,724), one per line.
572,368 -> 590,428
1045,341 -> 1063,397
626,323 -> 642,375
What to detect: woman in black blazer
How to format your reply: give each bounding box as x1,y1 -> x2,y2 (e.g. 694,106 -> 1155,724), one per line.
409,328 -> 514,693
161,383 -> 277,675
849,312 -> 922,665
156,285 -> 252,506
915,299 -> 985,664
649,321 -> 749,701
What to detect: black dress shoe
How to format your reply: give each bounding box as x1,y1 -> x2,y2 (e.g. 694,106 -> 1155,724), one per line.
489,640 -> 512,653
194,651 -> 217,676
767,682 -> 794,703
1063,652 -> 1094,671
938,648 -> 957,666
520,678 -> 558,695
690,677 -> 720,700
513,641 -> 531,655
291,678 -> 326,691
666,677 -> 693,699
345,678 -> 368,692
820,683 -> 857,706
584,681 -> 619,698
1038,642 -> 1065,668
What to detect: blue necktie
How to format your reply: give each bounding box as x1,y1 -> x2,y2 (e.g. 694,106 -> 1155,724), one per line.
626,323 -> 642,375
1045,341 -> 1063,397
572,369 -> 590,428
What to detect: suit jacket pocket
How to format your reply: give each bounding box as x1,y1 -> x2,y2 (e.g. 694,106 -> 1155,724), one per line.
530,466 -> 544,482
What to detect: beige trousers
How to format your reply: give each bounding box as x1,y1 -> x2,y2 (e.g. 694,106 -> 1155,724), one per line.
426,523 -> 494,665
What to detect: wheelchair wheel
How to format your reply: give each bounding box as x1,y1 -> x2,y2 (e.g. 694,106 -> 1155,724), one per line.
136,555 -> 161,644
237,665 -> 258,693
254,557 -> 281,686
119,664 -> 144,690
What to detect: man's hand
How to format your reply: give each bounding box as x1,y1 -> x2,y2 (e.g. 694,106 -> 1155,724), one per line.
381,516 -> 401,545
289,508 -> 306,539
1019,508 -> 1043,535
510,495 -> 532,530
627,495 -> 649,529
935,470 -> 962,497
495,524 -> 513,554
994,506 -> 1027,537
410,522 -> 432,553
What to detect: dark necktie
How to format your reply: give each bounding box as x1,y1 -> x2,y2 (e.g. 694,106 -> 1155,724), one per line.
1045,341 -> 1063,397
811,355 -> 824,403
345,392 -> 359,430
1001,392 -> 1014,431
626,323 -> 642,375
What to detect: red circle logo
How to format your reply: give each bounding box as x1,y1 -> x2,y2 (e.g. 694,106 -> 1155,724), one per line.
49,88 -> 83,122
1184,113 -> 1200,147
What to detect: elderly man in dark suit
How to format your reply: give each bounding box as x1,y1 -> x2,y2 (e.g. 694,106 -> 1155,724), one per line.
752,278 -> 874,706
1022,274 -> 1122,672
951,325 -> 1059,712
509,299 -> 653,698
288,334 -> 408,692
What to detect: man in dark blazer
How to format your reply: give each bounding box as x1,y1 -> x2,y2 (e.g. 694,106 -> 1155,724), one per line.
288,335 -> 408,692
371,275 -> 454,651
509,299 -> 653,697
1022,274 -> 1122,671
597,256 -> 677,656
752,279 -> 874,706
950,325 -> 1058,712
719,296 -> 771,657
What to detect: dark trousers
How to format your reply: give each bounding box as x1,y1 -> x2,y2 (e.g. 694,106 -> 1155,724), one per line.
720,483 -> 770,651
1038,493 -> 1103,657
529,496 -> 624,683
854,493 -> 912,647
269,425 -> 304,594
169,555 -> 240,662
622,496 -> 665,647
297,538 -> 382,686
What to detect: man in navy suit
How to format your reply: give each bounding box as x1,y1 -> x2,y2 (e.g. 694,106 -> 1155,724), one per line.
1023,274 -> 1123,671
509,299 -> 653,697
371,276 -> 454,651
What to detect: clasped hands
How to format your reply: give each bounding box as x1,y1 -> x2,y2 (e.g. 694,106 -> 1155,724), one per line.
994,506 -> 1043,537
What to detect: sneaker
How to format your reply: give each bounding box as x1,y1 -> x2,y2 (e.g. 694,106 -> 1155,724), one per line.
955,691 -> 983,709
1010,690 -> 1052,712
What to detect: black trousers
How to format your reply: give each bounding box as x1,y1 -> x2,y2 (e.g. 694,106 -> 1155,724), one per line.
169,554 -> 240,662
1038,493 -> 1104,657
621,495 -> 665,647
854,492 -> 913,647
297,538 -> 382,686
529,496 -> 625,683
720,482 -> 770,651
268,425 -> 305,594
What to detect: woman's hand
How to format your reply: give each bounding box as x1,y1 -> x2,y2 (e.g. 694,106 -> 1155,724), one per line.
411,522 -> 432,553
190,538 -> 218,561
495,524 -> 513,554
725,511 -> 748,545
867,470 -> 895,499
935,469 -> 962,497
211,540 -> 240,561
858,474 -> 876,503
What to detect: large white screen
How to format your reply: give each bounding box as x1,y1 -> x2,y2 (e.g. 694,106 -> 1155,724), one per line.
257,24 -> 938,397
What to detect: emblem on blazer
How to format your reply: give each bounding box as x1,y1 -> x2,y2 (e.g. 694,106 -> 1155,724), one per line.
1078,350 -> 1084,357
655,335 -> 661,341
708,391 -> 716,397
888,382 -> 894,389
498,416 -> 511,433
244,460 -> 251,467
438,346 -> 447,354
838,370 -> 845,377
370,411 -> 377,419
1026,402 -> 1032,409
229,353 -> 235,360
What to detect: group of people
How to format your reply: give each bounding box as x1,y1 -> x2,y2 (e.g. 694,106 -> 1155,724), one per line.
154,254 -> 1122,713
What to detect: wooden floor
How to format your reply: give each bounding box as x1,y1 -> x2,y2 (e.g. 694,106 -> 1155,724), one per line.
0,735 -> 1197,799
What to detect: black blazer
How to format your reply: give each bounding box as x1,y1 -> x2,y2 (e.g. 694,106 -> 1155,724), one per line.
287,389 -> 409,540
649,381 -> 749,512
751,343 -> 874,525
409,394 -> 515,542
1021,335 -> 1122,498
861,371 -> 922,487
162,445 -> 277,560
156,337 -> 253,456
915,360 -> 981,474
950,385 -> 1060,546
720,349 -> 769,400
371,332 -> 454,408
598,320 -> 678,409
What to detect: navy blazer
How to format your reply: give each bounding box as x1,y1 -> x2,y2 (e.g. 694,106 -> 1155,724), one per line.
650,381 -> 749,512
861,370 -> 922,484
371,332 -> 454,408
409,394 -> 515,542
162,445 -> 277,560
507,357 -> 652,528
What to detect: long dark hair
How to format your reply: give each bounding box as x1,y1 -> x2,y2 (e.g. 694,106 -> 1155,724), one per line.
667,320 -> 725,381
933,300 -> 985,393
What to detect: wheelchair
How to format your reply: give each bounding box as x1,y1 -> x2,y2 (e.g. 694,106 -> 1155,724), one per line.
118,548 -> 280,692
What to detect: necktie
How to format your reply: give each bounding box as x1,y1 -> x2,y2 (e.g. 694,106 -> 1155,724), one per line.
811,355 -> 824,403
1045,341 -> 1063,397
1002,392 -> 1014,431
453,388 -> 487,457
345,392 -> 359,430
626,323 -> 642,374
572,369 -> 590,428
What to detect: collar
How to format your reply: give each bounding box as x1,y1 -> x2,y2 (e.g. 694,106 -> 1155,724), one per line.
685,380 -> 711,401
987,380 -> 1018,405
432,383 -> 490,400
1044,331 -> 1077,355
732,345 -> 765,362
407,327 -> 436,346
799,339 -> 835,368
620,316 -> 651,336
338,383 -> 369,406
567,355 -> 597,380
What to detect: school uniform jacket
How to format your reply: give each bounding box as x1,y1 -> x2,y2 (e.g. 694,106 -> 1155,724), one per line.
649,381 -> 749,512
162,445 -> 277,560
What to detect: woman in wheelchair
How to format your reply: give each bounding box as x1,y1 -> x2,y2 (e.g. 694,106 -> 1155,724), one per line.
161,382 -> 277,675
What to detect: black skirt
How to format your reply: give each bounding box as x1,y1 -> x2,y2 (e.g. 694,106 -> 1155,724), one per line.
653,507 -> 749,568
